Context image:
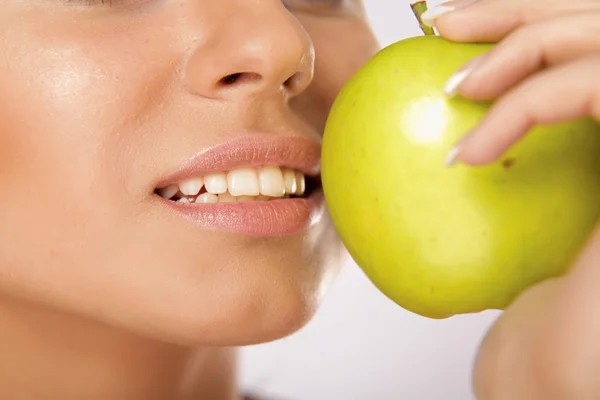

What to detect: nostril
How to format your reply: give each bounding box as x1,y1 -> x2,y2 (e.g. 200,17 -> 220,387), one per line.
283,72 -> 308,94
218,72 -> 262,87
220,73 -> 242,85
213,70 -> 308,97
283,75 -> 294,88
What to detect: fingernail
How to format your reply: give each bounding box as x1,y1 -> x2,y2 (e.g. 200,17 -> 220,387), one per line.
443,54 -> 487,97
421,0 -> 478,27
421,5 -> 456,27
444,68 -> 471,98
444,144 -> 461,167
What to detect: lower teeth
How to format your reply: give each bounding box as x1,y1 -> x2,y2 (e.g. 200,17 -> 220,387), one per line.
173,192 -> 292,204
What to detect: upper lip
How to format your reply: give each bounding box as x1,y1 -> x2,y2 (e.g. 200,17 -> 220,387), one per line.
155,133 -> 322,188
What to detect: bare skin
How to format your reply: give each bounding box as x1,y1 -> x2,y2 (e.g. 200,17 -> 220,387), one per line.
0,1 -> 379,398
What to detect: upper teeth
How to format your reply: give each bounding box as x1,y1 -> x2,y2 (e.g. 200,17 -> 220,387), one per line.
157,166 -> 306,201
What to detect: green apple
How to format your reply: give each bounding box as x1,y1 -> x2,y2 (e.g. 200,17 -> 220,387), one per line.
321,16 -> 600,318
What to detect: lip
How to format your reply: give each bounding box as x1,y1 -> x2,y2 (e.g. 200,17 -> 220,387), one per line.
154,134 -> 326,236
160,191 -> 325,236
156,134 -> 321,187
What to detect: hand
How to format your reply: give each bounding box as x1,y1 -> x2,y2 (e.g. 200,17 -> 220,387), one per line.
472,226 -> 600,400
421,0 -> 600,399
422,0 -> 600,166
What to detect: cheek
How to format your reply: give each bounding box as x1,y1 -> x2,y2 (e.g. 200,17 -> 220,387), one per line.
0,24 -> 168,297
0,19 -> 177,223
0,42 -> 109,301
295,19 -> 379,127
314,25 -> 379,94
0,30 -> 123,197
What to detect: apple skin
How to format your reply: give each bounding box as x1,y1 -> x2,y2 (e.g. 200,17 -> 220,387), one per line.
321,35 -> 600,319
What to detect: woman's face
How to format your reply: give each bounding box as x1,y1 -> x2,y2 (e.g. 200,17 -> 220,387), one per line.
0,0 -> 378,345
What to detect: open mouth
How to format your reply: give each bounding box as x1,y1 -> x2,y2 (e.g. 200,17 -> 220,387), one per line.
154,165 -> 321,204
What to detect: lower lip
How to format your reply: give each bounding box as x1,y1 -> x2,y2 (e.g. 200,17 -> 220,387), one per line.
158,189 -> 326,237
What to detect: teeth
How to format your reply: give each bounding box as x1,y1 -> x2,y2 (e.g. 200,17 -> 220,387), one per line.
205,173 -> 228,194
227,168 -> 260,197
283,168 -> 297,195
218,192 -> 237,203
157,166 -> 311,202
158,184 -> 179,199
179,177 -> 204,196
237,196 -> 256,202
196,193 -> 218,203
295,171 -> 305,195
258,166 -> 285,197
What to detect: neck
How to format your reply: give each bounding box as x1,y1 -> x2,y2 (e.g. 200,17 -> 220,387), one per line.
0,295 -> 240,400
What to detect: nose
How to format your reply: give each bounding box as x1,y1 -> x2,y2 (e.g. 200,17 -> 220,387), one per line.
183,2 -> 315,101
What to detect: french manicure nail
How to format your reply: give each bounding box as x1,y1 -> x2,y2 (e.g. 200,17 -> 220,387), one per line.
444,68 -> 472,98
444,144 -> 461,167
443,54 -> 487,97
421,5 -> 456,27
421,0 -> 479,27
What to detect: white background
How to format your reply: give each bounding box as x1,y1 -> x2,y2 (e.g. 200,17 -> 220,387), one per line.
238,1 -> 503,399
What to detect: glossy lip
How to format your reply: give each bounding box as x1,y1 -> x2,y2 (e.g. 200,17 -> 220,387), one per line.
154,134 -> 325,237
155,135 -> 321,187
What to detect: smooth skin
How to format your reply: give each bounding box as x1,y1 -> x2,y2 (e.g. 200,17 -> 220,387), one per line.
0,1 -> 378,399
423,0 -> 600,398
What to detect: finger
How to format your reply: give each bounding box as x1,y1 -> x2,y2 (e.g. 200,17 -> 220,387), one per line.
448,56 -> 600,166
423,0 -> 600,43
448,12 -> 600,101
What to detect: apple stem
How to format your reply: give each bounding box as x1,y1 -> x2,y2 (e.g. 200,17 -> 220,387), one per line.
411,1 -> 437,36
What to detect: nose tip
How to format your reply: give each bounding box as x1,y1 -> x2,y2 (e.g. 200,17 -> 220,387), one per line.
183,6 -> 315,101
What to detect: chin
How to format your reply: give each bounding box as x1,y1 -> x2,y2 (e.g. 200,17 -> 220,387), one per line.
119,224 -> 345,347
149,260 -> 339,347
